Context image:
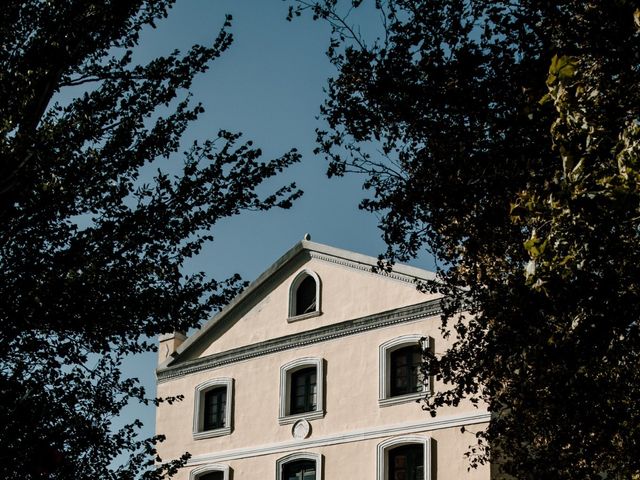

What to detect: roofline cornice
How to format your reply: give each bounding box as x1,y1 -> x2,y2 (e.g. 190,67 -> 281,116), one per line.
159,240 -> 436,368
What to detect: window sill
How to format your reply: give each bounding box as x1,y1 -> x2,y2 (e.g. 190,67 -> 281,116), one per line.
287,310 -> 322,323
378,391 -> 425,408
278,410 -> 325,425
193,426 -> 232,440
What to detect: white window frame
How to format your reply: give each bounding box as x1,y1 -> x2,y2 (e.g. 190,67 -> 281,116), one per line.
279,357 -> 325,425
376,436 -> 432,480
192,377 -> 233,439
276,452 -> 323,480
379,335 -> 431,407
287,269 -> 322,322
189,463 -> 231,480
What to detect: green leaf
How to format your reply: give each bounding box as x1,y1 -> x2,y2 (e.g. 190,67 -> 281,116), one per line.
547,54 -> 577,86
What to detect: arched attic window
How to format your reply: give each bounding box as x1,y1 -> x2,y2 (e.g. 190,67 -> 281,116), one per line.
288,270 -> 321,321
296,276 -> 316,315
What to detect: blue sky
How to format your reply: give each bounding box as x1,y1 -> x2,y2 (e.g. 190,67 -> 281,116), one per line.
119,0 -> 435,447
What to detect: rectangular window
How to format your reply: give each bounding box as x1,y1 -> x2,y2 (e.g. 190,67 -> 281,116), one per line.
389,444 -> 424,480
198,473 -> 224,480
290,367 -> 317,414
283,460 -> 316,480
390,346 -> 423,397
193,377 -> 233,439
279,358 -> 325,424
203,386 -> 227,431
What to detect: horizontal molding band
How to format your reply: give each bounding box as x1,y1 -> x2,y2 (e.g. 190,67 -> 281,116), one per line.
187,411 -> 491,465
157,298 -> 443,383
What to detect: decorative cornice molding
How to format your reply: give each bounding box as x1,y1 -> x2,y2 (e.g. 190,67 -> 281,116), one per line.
157,298 -> 443,383
186,411 -> 490,466
309,251 -> 423,284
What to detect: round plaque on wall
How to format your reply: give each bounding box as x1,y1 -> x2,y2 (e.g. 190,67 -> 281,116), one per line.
291,419 -> 311,439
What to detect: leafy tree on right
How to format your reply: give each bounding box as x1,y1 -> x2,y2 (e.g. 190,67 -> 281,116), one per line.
292,1 -> 640,478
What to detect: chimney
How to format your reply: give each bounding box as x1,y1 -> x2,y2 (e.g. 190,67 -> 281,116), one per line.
158,331 -> 186,365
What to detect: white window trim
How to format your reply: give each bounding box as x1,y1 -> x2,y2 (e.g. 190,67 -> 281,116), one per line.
189,463 -> 231,480
193,377 -> 233,439
376,435 -> 432,480
379,335 -> 432,407
276,451 -> 323,480
287,269 -> 322,322
279,357 -> 325,425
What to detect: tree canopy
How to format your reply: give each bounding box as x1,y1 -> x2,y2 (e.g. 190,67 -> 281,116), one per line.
0,1 -> 301,478
292,0 -> 640,478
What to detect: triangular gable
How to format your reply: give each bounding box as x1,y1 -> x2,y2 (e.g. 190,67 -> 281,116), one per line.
158,240 -> 436,372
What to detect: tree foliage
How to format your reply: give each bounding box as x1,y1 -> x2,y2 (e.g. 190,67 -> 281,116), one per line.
1,1 -> 301,478
292,0 -> 640,478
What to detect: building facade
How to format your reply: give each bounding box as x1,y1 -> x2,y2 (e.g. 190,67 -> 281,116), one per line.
155,239 -> 490,479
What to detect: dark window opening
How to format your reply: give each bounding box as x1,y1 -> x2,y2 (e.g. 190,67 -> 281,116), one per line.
390,345 -> 423,397
388,444 -> 424,480
290,367 -> 317,414
295,276 -> 317,316
283,459 -> 316,480
198,472 -> 224,480
203,386 -> 226,431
